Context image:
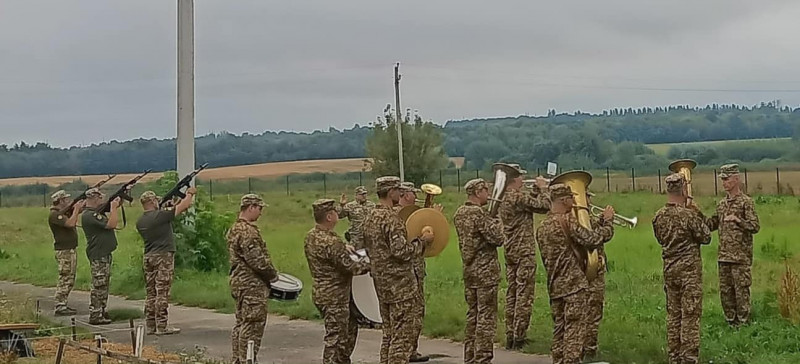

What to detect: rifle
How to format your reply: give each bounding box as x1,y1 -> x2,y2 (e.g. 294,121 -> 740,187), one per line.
97,170 -> 152,228
160,163 -> 208,208
60,174 -> 117,216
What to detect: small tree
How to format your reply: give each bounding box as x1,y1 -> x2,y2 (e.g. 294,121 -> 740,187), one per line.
365,105 -> 448,184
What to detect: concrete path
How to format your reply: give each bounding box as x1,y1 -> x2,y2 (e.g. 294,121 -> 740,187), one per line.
1,281 -> 550,364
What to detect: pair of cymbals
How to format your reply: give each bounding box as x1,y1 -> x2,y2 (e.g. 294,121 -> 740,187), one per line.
405,208 -> 449,258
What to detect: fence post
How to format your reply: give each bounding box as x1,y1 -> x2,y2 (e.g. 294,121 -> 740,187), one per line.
43,184 -> 48,208
248,178 -> 252,193
128,319 -> 135,354
744,168 -> 748,193
71,318 -> 77,340
631,168 -> 635,192
657,169 -> 662,194
606,167 -> 610,192
209,180 -> 213,201
323,174 -> 327,196
0,191 -> 2,208
359,172 -> 363,186
776,167 -> 781,194
55,339 -> 66,364
286,175 -> 290,196
95,334 -> 103,364
475,169 -> 479,179
457,169 -> 461,192
713,169 -> 718,196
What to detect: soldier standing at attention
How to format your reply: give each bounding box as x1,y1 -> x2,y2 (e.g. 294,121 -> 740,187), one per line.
498,163 -> 550,350
81,188 -> 122,325
304,199 -> 370,364
135,187 -> 196,335
653,174 -> 711,364
453,179 -> 505,364
582,191 -> 614,359
339,186 -> 375,250
48,190 -> 85,316
363,176 -> 434,364
398,181 -> 430,363
704,164 -> 759,327
535,184 -> 613,364
227,194 -> 279,364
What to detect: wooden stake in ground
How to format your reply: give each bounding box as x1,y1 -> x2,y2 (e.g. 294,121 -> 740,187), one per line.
55,338 -> 66,364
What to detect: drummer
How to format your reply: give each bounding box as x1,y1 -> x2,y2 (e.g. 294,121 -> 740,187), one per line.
304,199 -> 370,364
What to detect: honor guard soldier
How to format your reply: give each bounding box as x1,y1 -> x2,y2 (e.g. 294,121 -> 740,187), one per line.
227,194 -> 279,364
454,179 -> 505,364
81,188 -> 122,325
398,181 -> 430,363
304,199 -> 370,364
339,186 -> 376,250
48,190 -> 85,316
653,174 -> 711,364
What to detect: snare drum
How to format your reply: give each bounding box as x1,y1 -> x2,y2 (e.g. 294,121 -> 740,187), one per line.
270,273 -> 303,301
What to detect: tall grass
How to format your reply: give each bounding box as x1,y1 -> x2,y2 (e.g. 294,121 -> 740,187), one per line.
1,191 -> 799,363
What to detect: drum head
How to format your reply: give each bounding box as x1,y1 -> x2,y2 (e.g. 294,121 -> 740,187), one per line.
272,273 -> 303,293
352,274 -> 382,324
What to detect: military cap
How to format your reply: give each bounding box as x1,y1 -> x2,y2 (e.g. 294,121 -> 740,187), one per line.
665,173 -> 686,193
375,176 -> 401,192
312,198 -> 337,216
240,193 -> 266,208
354,186 -> 368,195
549,183 -> 577,199
464,178 -> 489,195
718,164 -> 739,179
85,188 -> 103,198
400,182 -> 421,193
139,190 -> 159,204
50,190 -> 71,202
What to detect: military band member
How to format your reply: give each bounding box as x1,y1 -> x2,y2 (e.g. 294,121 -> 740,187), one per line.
363,176 -> 434,364
227,194 -> 279,364
704,164 -> 759,326
454,179 -> 505,364
339,186 -> 376,250
535,184 -> 613,364
583,191 -> 614,358
498,164 -> 550,350
304,199 -> 371,364
81,188 -> 122,325
653,174 -> 711,364
48,190 -> 85,316
398,181 -> 429,363
136,187 -> 196,335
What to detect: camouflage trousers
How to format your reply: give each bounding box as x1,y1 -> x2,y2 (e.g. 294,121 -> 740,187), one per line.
54,249 -> 77,310
144,252 -> 175,331
464,285 -> 498,364
718,262 -> 751,326
410,269 -> 426,355
504,255 -> 536,344
89,255 -> 112,320
549,289 -> 586,364
316,300 -> 360,364
231,287 -> 268,364
584,269 -> 605,356
378,297 -> 420,364
665,266 -> 702,364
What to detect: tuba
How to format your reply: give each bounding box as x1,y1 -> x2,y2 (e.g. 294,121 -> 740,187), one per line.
669,159 -> 697,199
550,170 -> 601,281
420,184 -> 442,208
488,163 -> 521,218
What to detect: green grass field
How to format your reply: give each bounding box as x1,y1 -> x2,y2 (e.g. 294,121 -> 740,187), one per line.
1,190 -> 799,364
646,138 -> 792,156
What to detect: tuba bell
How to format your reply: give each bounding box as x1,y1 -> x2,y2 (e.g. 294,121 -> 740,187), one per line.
488,163 -> 522,218
420,183 -> 442,208
550,170 -> 602,281
669,159 -> 697,199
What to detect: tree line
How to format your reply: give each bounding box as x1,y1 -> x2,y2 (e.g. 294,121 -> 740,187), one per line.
2,102 -> 799,178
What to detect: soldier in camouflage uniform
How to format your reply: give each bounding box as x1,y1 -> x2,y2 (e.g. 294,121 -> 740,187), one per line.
339,186 -> 376,250
653,173 -> 711,364
536,184 -> 613,364
583,191 -> 614,358
305,199 -> 371,364
398,181 -> 430,363
363,176 -> 434,364
703,164 -> 760,326
48,190 -> 85,316
497,163 -> 550,350
136,188 -> 196,335
81,188 -> 123,325
454,179 -> 505,364
227,194 -> 279,364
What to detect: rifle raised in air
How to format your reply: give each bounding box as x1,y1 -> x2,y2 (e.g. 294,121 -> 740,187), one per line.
60,174 -> 117,216
160,163 -> 208,208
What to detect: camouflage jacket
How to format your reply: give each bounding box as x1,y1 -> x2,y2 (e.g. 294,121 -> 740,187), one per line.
536,212 -> 612,299
338,200 -> 375,235
705,193 -> 760,265
454,201 -> 505,288
499,187 -> 550,264
653,203 -> 711,275
363,204 -> 423,304
227,218 -> 279,291
304,226 -> 370,305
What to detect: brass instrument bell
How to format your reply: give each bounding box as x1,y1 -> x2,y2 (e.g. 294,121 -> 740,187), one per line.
669,159 -> 697,198
550,170 -> 601,281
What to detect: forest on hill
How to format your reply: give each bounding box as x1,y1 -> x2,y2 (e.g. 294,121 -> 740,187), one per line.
2,102 -> 799,178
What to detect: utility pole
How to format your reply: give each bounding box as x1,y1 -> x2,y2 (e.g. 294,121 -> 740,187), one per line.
394,62 -> 405,181
177,0 -> 195,183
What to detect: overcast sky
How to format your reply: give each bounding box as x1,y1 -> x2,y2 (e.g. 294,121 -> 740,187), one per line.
2,0 -> 800,147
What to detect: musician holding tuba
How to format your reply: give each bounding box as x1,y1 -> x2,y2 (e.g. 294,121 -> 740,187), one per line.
493,163 -> 550,350
535,184 -> 613,364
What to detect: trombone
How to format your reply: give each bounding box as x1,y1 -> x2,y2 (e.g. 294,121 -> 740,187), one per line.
589,204 -> 638,228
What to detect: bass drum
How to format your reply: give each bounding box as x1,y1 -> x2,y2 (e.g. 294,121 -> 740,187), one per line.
350,249 -> 382,324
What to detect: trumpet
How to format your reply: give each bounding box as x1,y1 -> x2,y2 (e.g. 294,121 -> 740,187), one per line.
589,204 -> 638,228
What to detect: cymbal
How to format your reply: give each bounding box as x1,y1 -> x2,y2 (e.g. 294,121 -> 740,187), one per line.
398,205 -> 421,222
406,208 -> 450,258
